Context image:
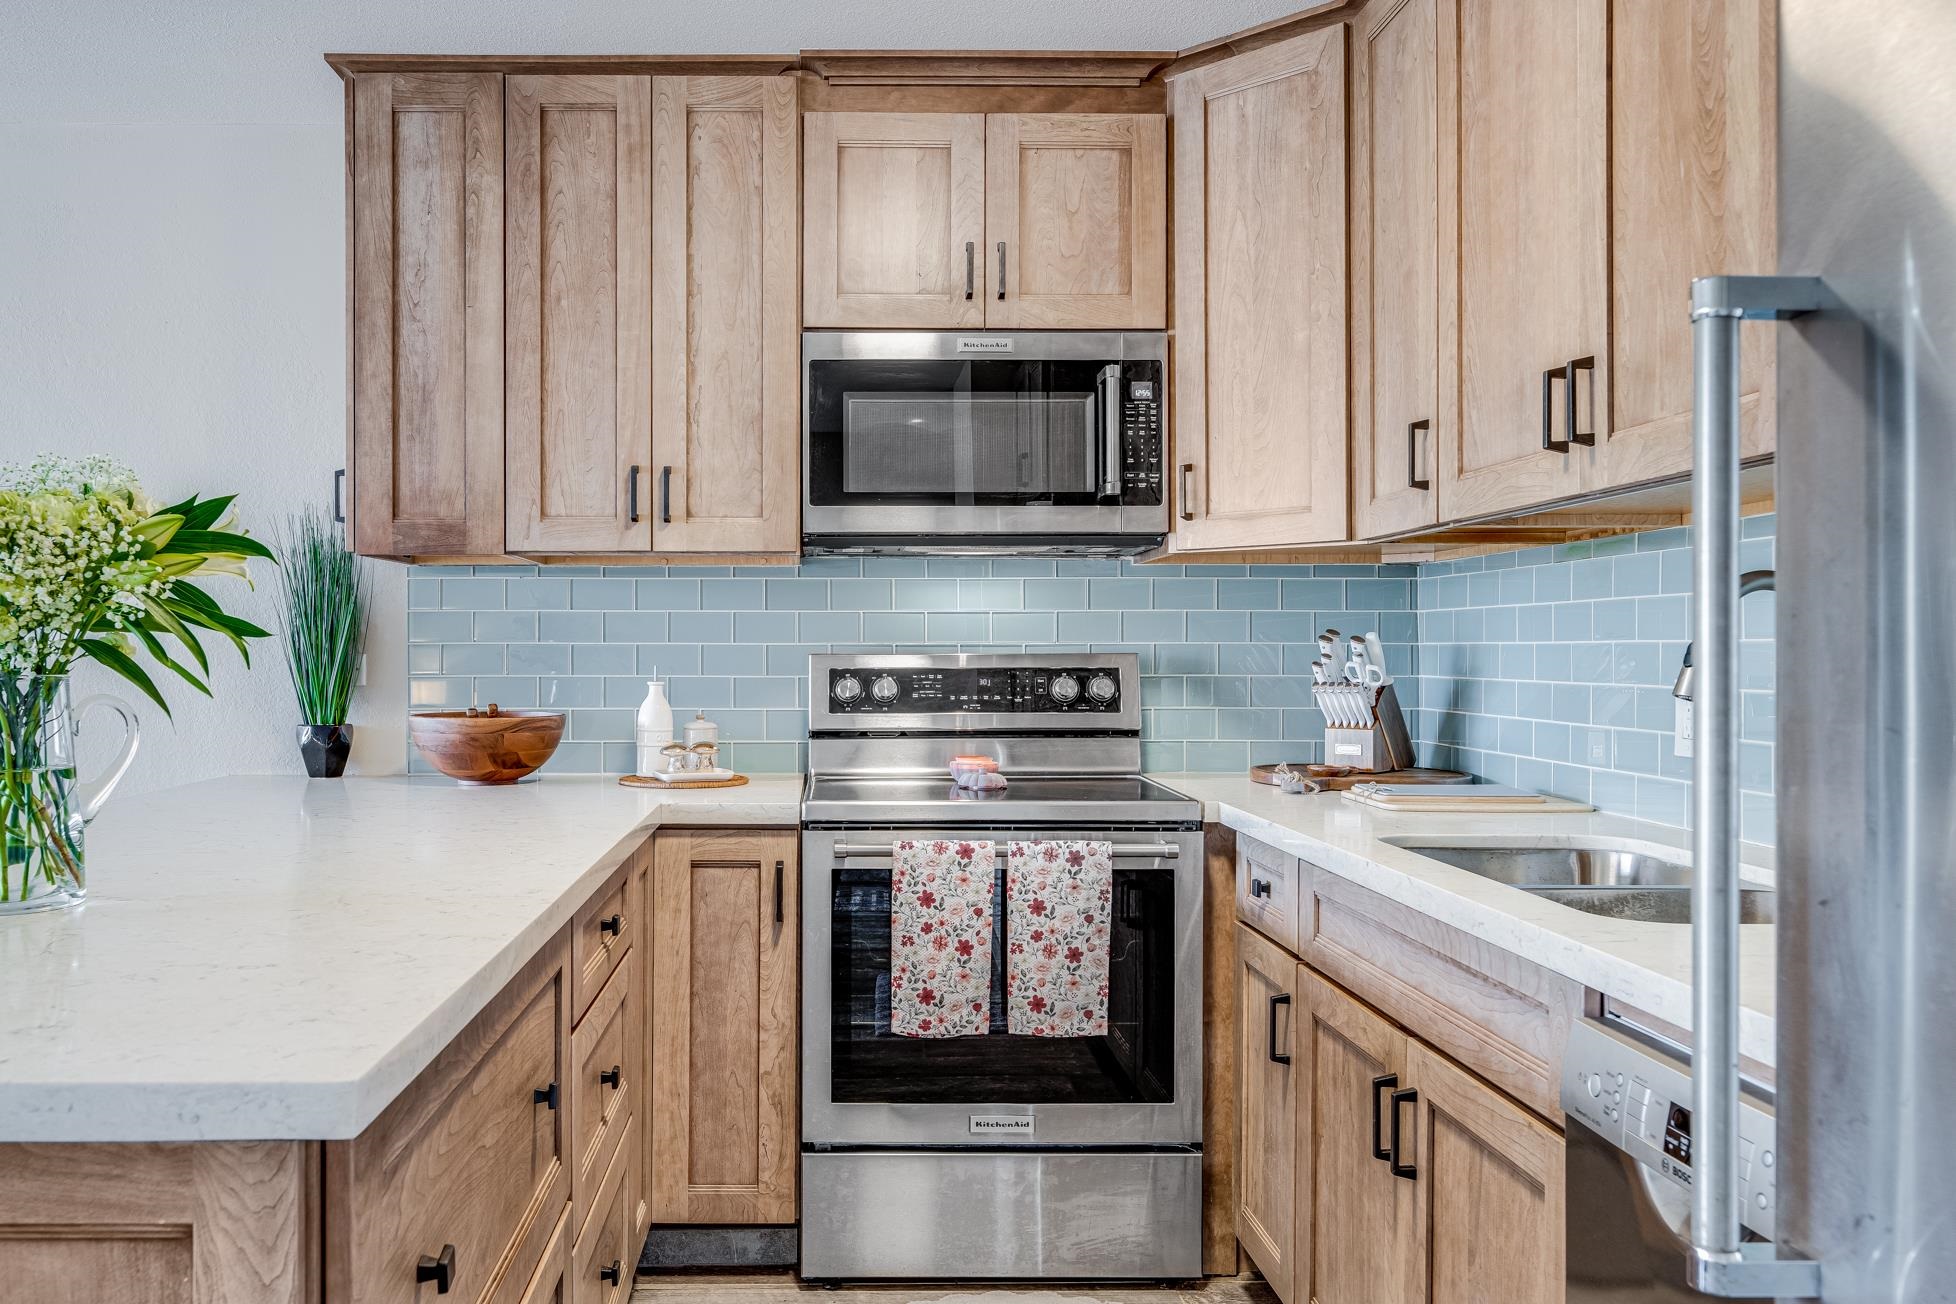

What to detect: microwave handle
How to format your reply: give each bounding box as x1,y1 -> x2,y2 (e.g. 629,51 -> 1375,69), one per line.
1096,364 -> 1122,500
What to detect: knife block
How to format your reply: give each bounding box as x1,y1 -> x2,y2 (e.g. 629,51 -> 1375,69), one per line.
1320,683 -> 1417,773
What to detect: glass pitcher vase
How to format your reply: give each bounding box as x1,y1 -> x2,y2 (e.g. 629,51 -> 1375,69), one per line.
0,676 -> 140,914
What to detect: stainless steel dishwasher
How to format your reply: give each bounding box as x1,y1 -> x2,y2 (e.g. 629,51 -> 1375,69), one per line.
1562,1018 -> 1781,1302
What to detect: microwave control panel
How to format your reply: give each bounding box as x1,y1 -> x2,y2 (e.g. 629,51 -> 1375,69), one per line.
1118,365 -> 1164,506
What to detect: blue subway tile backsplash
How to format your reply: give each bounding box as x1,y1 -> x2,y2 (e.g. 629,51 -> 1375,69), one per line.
406,516 -> 1777,841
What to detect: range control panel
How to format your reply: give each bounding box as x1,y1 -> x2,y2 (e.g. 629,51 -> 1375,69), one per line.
1562,1020 -> 1780,1241
826,664 -> 1123,714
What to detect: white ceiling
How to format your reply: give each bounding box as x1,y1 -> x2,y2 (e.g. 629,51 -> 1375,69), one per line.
2,0 -> 1310,125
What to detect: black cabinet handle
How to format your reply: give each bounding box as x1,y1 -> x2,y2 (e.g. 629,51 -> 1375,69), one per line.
599,1259 -> 623,1286
1267,992 -> 1292,1065
1542,365 -> 1569,452
1389,1087 -> 1419,1180
1565,355 -> 1596,447
416,1244 -> 456,1294
773,859 -> 784,925
1407,420 -> 1431,490
1249,877 -> 1272,900
599,913 -> 622,937
997,241 -> 1007,301
1370,1074 -> 1398,1161
964,241 -> 975,300
627,464 -> 641,523
600,1064 -> 622,1090
532,1080 -> 559,1110
659,465 -> 673,525
333,468 -> 347,523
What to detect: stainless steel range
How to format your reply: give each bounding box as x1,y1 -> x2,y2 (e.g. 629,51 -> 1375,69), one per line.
799,652 -> 1204,1282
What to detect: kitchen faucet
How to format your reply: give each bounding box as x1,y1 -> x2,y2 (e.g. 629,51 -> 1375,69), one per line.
1672,569 -> 1774,701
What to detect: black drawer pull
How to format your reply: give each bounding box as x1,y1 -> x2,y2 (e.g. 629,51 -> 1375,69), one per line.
1370,1074 -> 1397,1161
627,464 -> 641,523
660,465 -> 673,525
532,1081 -> 559,1110
1389,1087 -> 1419,1180
333,468 -> 347,523
599,1259 -> 623,1286
964,241 -> 975,300
774,859 -> 784,926
1407,419 -> 1431,490
599,913 -> 622,937
1249,877 -> 1272,900
1542,364 -> 1569,452
1267,992 -> 1292,1065
1565,355 -> 1596,447
416,1244 -> 456,1294
600,1064 -> 622,1090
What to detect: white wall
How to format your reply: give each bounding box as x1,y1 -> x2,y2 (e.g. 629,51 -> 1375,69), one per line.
0,0 -> 1299,795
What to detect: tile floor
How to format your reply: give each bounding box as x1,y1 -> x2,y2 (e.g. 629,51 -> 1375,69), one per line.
631,1272 -> 1278,1304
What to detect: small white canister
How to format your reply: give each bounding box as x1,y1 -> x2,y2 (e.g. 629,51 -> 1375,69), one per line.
683,710 -> 719,750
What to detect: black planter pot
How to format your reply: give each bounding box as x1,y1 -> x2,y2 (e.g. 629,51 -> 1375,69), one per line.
298,724 -> 353,778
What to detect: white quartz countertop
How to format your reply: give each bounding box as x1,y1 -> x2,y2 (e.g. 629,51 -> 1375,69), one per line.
0,774 -> 801,1143
1157,775 -> 1777,1068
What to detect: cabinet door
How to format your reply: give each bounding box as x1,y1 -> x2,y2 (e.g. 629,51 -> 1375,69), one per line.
1439,0 -> 1607,519
630,844 -> 652,1242
505,75 -> 653,553
1352,0 -> 1443,538
1234,924 -> 1300,1301
650,77 -> 799,553
1296,968 -> 1418,1304
349,72 -> 504,558
984,114 -> 1165,329
1170,27 -> 1348,551
802,112 -> 986,328
1594,0 -> 1776,490
650,829 -> 798,1224
1405,1040 -> 1564,1304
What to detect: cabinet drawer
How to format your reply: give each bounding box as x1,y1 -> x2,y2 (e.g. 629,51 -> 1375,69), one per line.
326,932 -> 571,1304
1236,834 -> 1303,955
571,951 -> 635,1233
572,863 -> 633,1024
508,1206 -> 570,1304
571,1117 -> 637,1304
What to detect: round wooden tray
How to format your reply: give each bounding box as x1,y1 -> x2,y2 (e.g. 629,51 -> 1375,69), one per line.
618,773 -> 750,790
1249,764 -> 1469,791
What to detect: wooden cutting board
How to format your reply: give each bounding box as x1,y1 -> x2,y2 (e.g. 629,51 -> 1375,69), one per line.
1250,764 -> 1471,792
1340,789 -> 1594,814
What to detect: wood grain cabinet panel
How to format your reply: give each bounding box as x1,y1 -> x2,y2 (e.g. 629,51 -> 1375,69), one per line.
513,1209 -> 570,1304
505,74 -> 653,553
349,72 -> 504,559
1593,0 -> 1777,490
570,1119 -> 637,1304
570,952 -> 635,1236
650,828 -> 799,1224
571,863 -> 632,1023
985,113 -> 1165,328
1438,0 -> 1607,519
650,77 -> 800,553
1169,27 -> 1349,551
802,111 -> 986,328
1351,0 -> 1444,538
1233,923 -> 1300,1302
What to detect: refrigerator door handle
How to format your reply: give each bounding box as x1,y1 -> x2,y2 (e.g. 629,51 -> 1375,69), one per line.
1684,273 -> 1830,1299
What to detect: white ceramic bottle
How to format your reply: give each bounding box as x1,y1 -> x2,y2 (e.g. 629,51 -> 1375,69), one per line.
635,678 -> 674,775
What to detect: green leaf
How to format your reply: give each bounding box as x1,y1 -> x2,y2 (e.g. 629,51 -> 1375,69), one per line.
131,624 -> 212,697
156,527 -> 276,562
156,494 -> 235,532
79,637 -> 171,716
142,594 -> 209,673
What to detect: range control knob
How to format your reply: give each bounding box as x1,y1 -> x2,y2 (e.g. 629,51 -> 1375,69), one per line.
1086,674 -> 1118,703
832,674 -> 863,704
870,674 -> 900,703
1048,674 -> 1081,705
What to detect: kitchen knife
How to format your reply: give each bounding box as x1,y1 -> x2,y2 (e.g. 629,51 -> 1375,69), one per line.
1363,631 -> 1392,687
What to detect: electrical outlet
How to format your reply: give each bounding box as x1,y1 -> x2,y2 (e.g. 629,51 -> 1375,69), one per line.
1673,696 -> 1694,757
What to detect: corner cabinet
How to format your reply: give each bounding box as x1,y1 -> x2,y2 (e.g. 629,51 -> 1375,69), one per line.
802,111 -> 1164,330
1167,27 -> 1349,551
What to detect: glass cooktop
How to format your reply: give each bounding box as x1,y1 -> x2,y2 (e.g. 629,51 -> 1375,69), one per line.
801,774 -> 1201,826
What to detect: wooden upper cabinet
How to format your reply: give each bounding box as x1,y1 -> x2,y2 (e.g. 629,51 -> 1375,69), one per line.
986,114 -> 1166,328
1169,26 -> 1349,551
1352,0 -> 1443,539
350,72 -> 505,559
1439,0 -> 1608,520
802,111 -> 986,328
1594,0 -> 1777,491
505,75 -> 653,553
651,77 -> 800,553
1234,924 -> 1301,1302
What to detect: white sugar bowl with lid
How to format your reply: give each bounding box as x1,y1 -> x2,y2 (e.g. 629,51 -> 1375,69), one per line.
683,710 -> 719,749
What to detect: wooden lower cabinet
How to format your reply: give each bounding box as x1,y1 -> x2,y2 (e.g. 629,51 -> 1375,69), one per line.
1234,924 -> 1300,1299
514,1210 -> 571,1304
570,1119 -> 638,1304
649,828 -> 799,1224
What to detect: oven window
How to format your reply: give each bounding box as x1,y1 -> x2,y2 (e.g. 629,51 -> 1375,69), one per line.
829,863 -> 1175,1104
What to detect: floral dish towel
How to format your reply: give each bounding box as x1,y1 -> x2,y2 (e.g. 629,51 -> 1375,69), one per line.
890,838 -> 996,1038
1005,840 -> 1114,1037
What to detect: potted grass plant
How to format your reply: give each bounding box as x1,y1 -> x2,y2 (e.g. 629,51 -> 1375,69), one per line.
274,506 -> 368,778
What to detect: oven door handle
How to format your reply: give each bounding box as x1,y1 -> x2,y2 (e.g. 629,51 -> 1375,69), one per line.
1096,363 -> 1122,500
830,841 -> 1180,859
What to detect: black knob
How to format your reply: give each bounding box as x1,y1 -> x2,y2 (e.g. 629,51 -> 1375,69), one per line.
532,1081 -> 559,1110
599,913 -> 622,937
416,1244 -> 456,1294
599,1260 -> 623,1286
1250,878 -> 1272,899
600,1065 -> 622,1090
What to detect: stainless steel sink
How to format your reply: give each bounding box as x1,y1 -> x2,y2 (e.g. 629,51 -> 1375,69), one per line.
1392,843 -> 1775,925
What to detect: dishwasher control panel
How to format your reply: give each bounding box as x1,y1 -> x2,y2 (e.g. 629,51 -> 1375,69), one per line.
1562,1019 -> 1780,1240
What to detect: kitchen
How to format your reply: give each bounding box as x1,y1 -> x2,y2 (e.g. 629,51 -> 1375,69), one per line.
0,0 -> 1947,1302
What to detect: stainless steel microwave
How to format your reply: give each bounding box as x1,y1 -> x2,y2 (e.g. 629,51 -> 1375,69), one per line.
801,331 -> 1167,555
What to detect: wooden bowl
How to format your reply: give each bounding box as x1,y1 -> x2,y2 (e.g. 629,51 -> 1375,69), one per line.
408,709 -> 565,785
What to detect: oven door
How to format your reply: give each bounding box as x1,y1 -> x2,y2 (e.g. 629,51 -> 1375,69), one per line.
801,825 -> 1203,1148
801,332 -> 1165,539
